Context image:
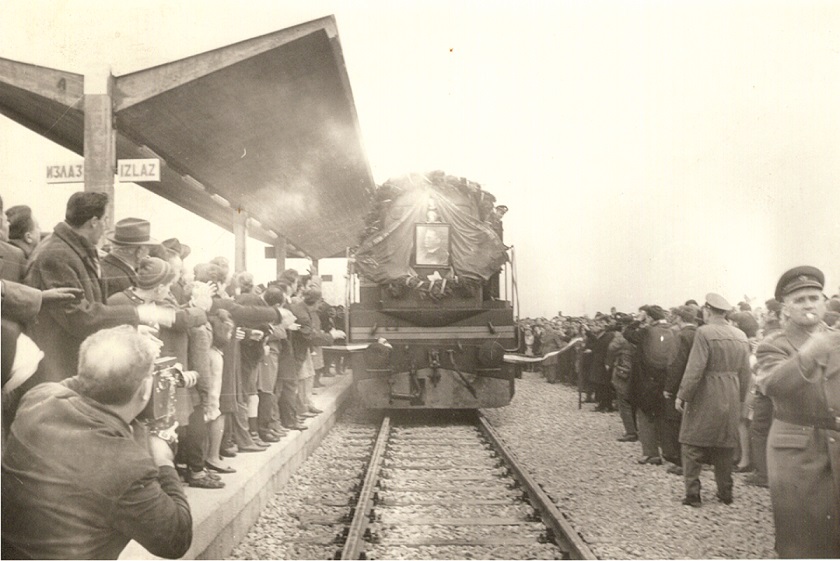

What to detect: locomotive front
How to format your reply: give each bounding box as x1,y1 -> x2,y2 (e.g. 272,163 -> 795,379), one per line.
348,171 -> 516,408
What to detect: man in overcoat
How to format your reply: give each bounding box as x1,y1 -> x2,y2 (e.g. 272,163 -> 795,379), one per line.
24,193 -> 171,386
662,305 -> 699,474
624,305 -> 673,464
585,315 -> 616,412
756,266 -> 840,558
676,293 -> 751,506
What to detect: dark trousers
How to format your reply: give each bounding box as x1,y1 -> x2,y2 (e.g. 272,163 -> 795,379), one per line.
615,390 -> 637,436
175,407 -> 208,472
682,443 -> 734,499
257,391 -> 275,432
275,376 -> 298,427
750,392 -> 773,483
662,397 -> 682,465
594,382 -> 614,409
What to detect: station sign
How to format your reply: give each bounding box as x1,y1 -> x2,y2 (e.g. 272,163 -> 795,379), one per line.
117,159 -> 160,182
45,162 -> 85,184
46,159 -> 161,184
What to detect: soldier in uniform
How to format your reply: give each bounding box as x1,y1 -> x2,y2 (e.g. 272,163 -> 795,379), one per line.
756,266 -> 840,558
676,293 -> 752,506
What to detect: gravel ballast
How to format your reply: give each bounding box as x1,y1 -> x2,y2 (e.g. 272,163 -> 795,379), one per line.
481,372 -> 776,559
229,372 -> 775,559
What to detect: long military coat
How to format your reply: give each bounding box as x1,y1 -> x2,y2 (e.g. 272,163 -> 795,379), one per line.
677,316 -> 751,447
756,321 -> 840,558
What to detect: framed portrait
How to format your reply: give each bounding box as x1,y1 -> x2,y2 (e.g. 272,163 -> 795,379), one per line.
414,223 -> 451,266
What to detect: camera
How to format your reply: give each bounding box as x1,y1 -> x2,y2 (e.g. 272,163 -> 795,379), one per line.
137,357 -> 186,442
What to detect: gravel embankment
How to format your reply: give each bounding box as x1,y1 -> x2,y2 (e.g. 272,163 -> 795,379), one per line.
230,372 -> 775,560
482,372 -> 776,559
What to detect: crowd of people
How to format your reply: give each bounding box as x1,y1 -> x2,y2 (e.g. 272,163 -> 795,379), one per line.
0,192 -> 346,558
1,191 -> 838,558
518,273 -> 840,558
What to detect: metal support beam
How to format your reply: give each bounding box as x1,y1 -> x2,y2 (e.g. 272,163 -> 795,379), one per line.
233,208 -> 248,273
83,70 -> 115,230
274,236 -> 287,278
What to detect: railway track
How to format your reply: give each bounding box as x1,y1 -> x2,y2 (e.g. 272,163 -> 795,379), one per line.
231,406 -> 596,560
338,410 -> 596,560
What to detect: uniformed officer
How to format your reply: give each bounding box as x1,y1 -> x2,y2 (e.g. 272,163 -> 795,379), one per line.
756,266 -> 840,558
676,293 -> 752,506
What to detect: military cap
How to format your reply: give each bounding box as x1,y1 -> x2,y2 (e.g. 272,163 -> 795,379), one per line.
705,293 -> 732,312
774,266 -> 824,301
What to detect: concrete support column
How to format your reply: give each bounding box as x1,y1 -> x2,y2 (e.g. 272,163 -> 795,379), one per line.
83,69 -> 115,230
273,236 -> 287,278
233,209 -> 248,273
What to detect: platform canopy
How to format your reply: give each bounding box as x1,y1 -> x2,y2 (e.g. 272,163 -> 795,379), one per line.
0,16 -> 374,259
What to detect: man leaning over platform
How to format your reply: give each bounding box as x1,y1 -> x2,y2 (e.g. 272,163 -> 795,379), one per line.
1,325 -> 192,559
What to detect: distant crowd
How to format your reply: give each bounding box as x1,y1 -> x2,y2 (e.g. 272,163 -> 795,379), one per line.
1,191 -> 837,559
1,192 -> 345,558
517,281 -> 840,558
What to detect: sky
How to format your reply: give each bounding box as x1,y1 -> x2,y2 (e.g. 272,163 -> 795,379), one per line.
1,0 -> 838,317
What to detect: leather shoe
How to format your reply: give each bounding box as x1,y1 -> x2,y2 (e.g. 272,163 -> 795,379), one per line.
617,434 -> 638,442
667,464 -> 684,476
206,462 -> 236,474
238,444 -> 266,452
187,469 -> 225,489
259,431 -> 280,443
716,492 -> 733,505
308,406 -> 323,414
220,447 -> 238,458
286,423 -> 308,431
637,456 -> 662,465
682,495 -> 701,507
734,464 -> 754,473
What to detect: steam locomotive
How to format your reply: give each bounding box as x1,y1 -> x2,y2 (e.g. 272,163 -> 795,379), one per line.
345,171 -> 516,409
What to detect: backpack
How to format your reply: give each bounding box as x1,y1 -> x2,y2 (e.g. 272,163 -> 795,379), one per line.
643,323 -> 676,369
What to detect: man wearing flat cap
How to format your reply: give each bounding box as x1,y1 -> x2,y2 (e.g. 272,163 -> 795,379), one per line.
755,266 -> 840,558
101,218 -> 161,299
676,293 -> 751,507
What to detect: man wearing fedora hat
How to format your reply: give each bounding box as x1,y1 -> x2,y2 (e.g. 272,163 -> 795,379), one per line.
755,266 -> 840,558
101,218 -> 161,299
24,193 -> 174,387
676,293 -> 751,507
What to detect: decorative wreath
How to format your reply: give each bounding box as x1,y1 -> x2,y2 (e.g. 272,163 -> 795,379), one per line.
359,170 -> 498,243
384,272 -> 480,301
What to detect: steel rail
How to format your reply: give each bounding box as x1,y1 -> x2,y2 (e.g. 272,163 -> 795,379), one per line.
477,411 -> 598,560
340,415 -> 391,560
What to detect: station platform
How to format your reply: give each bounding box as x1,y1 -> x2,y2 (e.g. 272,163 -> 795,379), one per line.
119,373 -> 355,560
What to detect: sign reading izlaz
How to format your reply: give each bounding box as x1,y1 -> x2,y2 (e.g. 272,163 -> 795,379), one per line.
46,159 -> 161,184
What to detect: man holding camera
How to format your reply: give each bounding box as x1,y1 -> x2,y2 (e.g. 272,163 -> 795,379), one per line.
1,326 -> 192,559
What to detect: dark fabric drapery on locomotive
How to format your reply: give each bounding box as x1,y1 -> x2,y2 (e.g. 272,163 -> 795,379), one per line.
354,181 -> 507,283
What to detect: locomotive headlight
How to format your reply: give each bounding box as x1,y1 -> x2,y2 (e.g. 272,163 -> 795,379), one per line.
478,341 -> 505,368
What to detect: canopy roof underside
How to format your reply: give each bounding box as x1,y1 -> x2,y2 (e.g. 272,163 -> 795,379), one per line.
0,16 -> 374,259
